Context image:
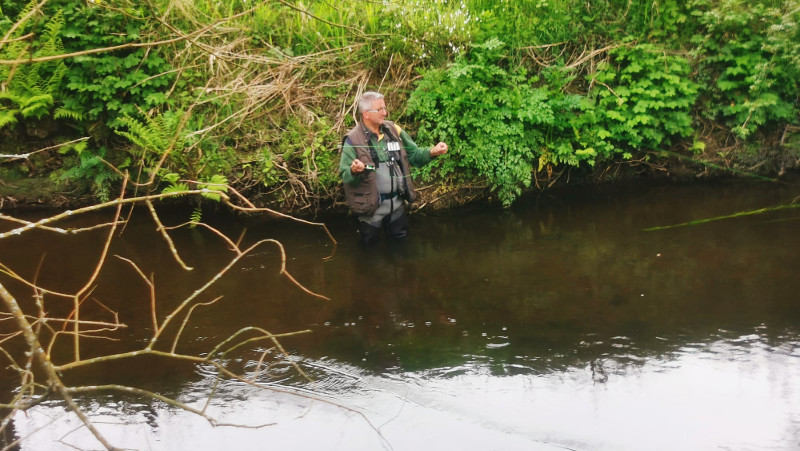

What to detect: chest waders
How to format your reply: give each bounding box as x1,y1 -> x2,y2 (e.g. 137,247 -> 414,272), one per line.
358,138 -> 408,243
342,121 -> 415,245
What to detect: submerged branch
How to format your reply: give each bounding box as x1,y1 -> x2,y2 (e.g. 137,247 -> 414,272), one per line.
643,203 -> 800,231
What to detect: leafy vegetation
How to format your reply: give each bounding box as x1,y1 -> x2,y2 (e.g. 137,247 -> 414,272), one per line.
589,43 -> 699,153
1,0 -> 798,210
691,0 -> 799,139
409,39 -> 593,206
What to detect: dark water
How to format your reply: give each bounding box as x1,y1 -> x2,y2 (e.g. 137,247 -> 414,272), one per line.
1,180 -> 800,450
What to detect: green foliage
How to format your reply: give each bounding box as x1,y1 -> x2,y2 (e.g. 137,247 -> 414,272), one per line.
57,144 -> 121,202
249,0 -> 474,69
161,173 -> 190,196
0,6 -> 67,129
409,38 -> 584,206
189,206 -> 203,228
4,0 -> 800,211
464,0 -> 694,56
536,66 -> 618,169
588,43 -> 699,152
198,174 -> 228,202
263,115 -> 340,193
56,1 -> 175,128
160,173 -> 227,205
116,111 -> 184,169
115,110 -> 233,182
691,0 -> 799,139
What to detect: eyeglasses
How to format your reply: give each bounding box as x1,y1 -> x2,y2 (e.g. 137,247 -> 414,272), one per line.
366,107 -> 387,113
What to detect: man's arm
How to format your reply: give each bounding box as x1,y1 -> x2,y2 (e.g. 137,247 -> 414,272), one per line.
398,129 -> 434,167
339,139 -> 364,186
397,126 -> 447,166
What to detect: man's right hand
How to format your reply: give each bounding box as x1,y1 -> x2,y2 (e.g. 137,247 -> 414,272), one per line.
350,159 -> 366,174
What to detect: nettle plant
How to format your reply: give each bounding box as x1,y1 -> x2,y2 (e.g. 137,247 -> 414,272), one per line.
408,38 -> 600,206
589,43 -> 699,153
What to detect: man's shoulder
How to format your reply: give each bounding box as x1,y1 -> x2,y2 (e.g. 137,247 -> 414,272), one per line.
381,120 -> 404,137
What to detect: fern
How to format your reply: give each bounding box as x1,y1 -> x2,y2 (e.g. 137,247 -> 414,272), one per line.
162,182 -> 190,196
198,175 -> 228,202
36,11 -> 65,58
0,6 -> 67,130
0,110 -> 19,129
116,112 -> 183,159
53,107 -> 85,121
189,206 -> 203,228
20,94 -> 54,119
58,147 -> 121,202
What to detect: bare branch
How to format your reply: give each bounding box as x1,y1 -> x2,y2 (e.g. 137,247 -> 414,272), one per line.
145,199 -> 194,270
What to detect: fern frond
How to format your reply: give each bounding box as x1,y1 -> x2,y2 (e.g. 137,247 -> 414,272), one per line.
162,173 -> 181,184
0,91 -> 24,107
19,94 -> 53,119
201,174 -> 229,191
0,110 -> 20,129
37,11 -> 65,57
143,112 -> 172,148
198,175 -> 229,202
45,63 -> 68,96
20,94 -> 54,109
54,107 -> 84,121
7,1 -> 39,38
116,113 -> 167,154
162,182 -> 190,196
189,206 -> 202,228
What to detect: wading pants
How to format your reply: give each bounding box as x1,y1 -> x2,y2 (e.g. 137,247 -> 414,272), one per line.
358,196 -> 408,246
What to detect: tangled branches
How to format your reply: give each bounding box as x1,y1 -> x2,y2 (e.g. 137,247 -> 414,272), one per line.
0,178 -> 390,450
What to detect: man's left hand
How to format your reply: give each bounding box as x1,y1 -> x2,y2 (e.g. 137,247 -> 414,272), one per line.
430,142 -> 448,157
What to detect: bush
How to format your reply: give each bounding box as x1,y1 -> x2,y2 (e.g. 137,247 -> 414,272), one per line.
691,0 -> 799,139
588,43 -> 699,152
408,38 -> 601,206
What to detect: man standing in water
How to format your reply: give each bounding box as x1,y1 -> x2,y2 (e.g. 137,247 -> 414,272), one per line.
339,91 -> 448,246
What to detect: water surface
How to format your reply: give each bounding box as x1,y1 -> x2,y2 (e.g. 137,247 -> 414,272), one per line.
1,180 -> 799,450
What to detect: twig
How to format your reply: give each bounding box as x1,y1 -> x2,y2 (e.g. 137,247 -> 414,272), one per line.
114,256 -> 158,333
0,0 -> 48,49
171,296 -> 223,353
145,199 -> 194,270
0,6 -> 257,65
0,282 -> 122,450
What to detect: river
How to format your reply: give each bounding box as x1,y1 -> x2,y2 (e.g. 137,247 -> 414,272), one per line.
1,180 -> 799,450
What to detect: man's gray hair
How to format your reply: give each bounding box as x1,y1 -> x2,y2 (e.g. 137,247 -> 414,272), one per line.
358,91 -> 384,116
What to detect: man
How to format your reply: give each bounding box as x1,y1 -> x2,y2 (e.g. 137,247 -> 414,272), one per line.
339,91 -> 448,246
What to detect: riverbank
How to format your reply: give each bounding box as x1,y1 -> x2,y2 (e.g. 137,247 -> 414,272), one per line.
3,2 -> 798,216
2,152 -> 794,215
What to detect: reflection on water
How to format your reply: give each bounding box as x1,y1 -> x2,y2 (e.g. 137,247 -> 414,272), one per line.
3,180 -> 800,450
13,336 -> 800,451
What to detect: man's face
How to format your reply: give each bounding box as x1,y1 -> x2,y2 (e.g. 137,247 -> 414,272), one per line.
363,98 -> 388,129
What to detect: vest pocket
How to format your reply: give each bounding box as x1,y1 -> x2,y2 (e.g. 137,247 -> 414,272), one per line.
349,192 -> 373,214
345,175 -> 378,215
